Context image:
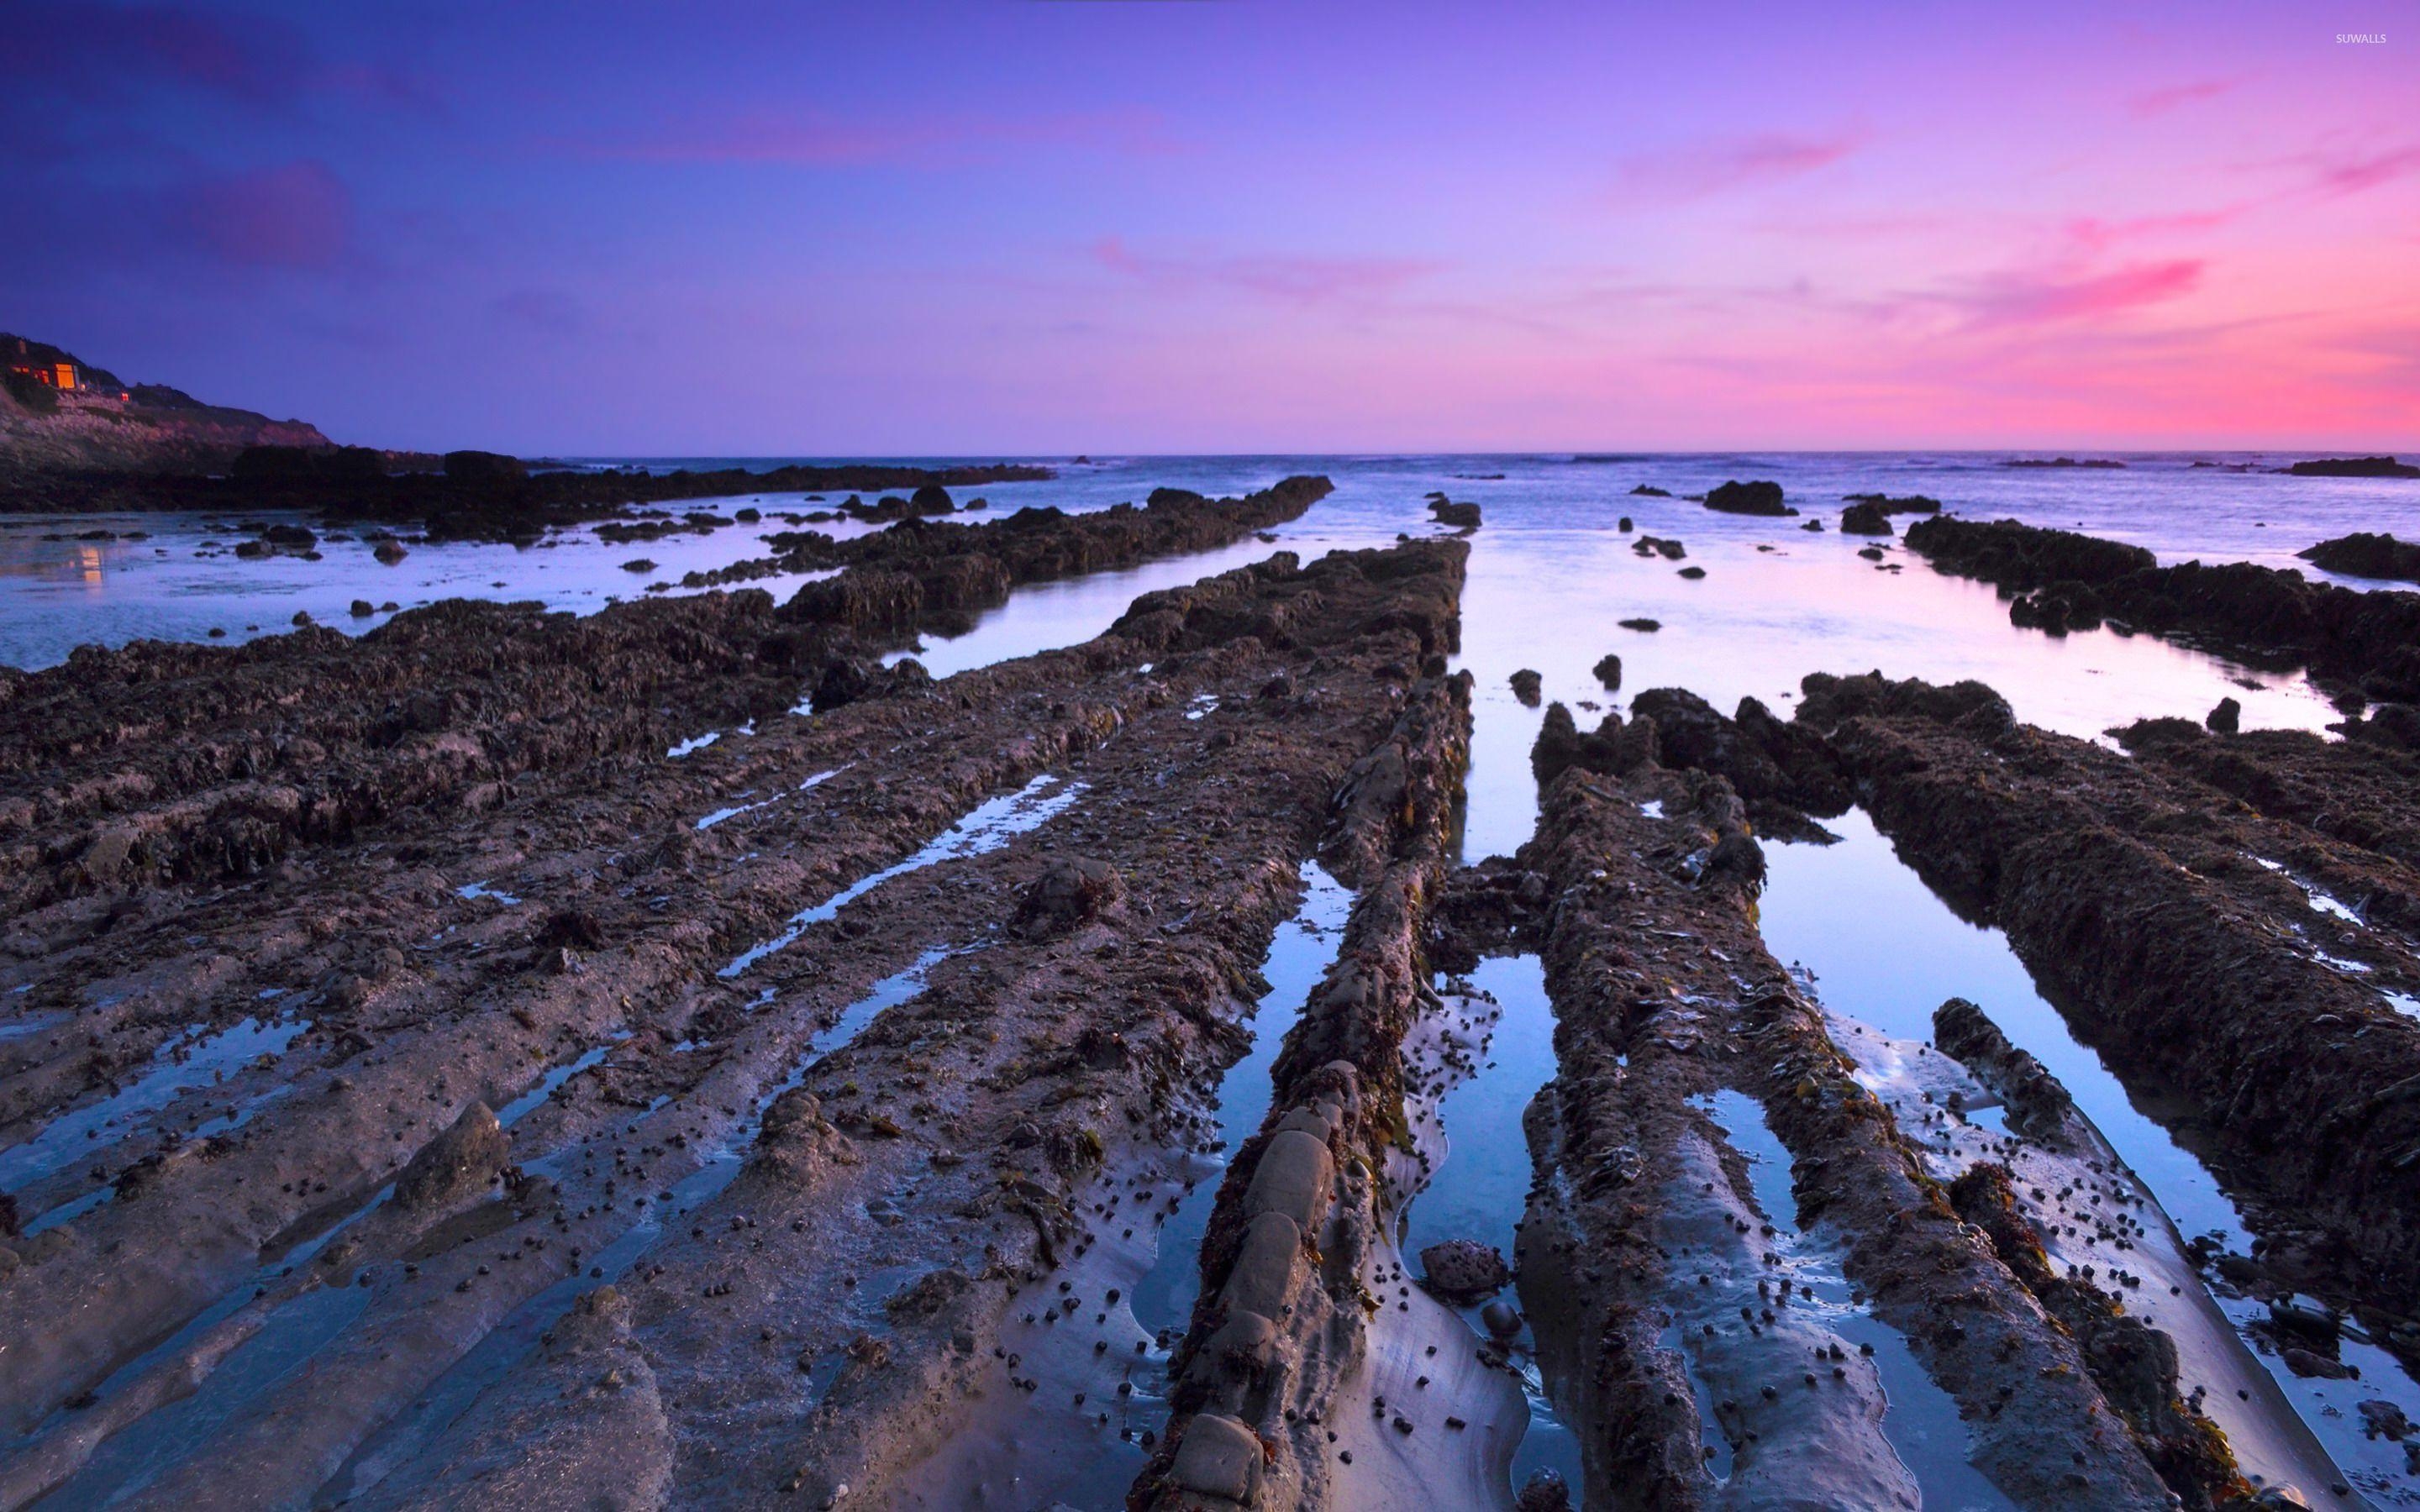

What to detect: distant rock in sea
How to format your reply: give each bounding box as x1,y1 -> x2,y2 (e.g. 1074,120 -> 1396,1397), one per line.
1702,479 -> 1795,516
2286,456 -> 2419,479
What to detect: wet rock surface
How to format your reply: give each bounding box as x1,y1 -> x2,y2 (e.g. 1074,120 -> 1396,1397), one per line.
1903,513 -> 2420,704
0,475 -> 1334,923
2302,532 -> 2420,585
1650,667 -> 2420,1383
1134,645 -> 1512,1511
1506,742 -> 2186,1509
1418,1238 -> 1512,1301
0,490 -> 1478,1504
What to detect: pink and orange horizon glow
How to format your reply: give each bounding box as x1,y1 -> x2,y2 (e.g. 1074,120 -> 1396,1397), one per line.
4,0 -> 2416,454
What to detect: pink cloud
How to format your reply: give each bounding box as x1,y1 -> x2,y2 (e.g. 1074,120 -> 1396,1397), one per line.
1092,237 -> 1445,307
582,108 -> 1176,167
1613,129 -> 1865,200
2305,143 -> 2420,197
2064,206 -> 2244,250
1944,257 -> 2207,327
172,160 -> 354,270
2128,76 -> 2244,117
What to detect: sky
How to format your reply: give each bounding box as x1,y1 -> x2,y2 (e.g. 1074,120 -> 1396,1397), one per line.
4,0 -> 2417,454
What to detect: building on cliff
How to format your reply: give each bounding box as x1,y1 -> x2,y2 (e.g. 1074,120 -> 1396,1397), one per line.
8,342 -> 82,391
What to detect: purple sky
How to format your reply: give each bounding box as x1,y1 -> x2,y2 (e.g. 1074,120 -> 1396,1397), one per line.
6,1 -> 2417,454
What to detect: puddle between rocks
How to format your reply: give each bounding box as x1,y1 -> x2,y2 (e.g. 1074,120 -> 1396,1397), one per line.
1689,1086 -> 2015,1509
326,951 -> 956,1504
0,1015 -> 312,1198
719,774 -> 1086,978
1410,955 -> 1589,1502
697,764 -> 845,831
1764,806 -> 2420,1506
887,860 -> 1352,1509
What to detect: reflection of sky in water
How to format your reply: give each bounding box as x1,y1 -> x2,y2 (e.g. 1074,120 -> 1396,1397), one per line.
8,454 -> 2414,680
1760,808 -> 2249,1248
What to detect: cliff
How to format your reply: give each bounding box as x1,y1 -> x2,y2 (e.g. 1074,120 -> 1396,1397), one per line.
0,333 -> 334,478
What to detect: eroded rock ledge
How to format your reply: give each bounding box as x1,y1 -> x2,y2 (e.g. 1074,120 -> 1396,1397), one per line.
1900,513 -> 2420,711
1631,670 -> 2420,1371
0,475 -> 1333,921
1502,738 -> 2196,1509
0,508 -> 1476,1505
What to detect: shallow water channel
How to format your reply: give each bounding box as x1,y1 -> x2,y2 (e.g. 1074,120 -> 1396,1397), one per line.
1763,807 -> 2420,1507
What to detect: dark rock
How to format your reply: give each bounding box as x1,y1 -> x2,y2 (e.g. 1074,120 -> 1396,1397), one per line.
1907,513 -> 2420,704
442,450 -> 527,484
1703,480 -> 1795,517
1617,515 -> 1634,533
1618,617 -> 1660,632
1530,703 -> 1655,785
1706,830 -> 1765,889
1843,492 -> 1941,515
1418,1238 -> 1511,1300
1429,498 -> 1483,529
2206,696 -> 2241,733
1012,857 -> 1124,938
1592,654 -> 1622,690
350,600 -> 375,618
1509,669 -> 1543,707
1628,687 -> 1854,827
2286,456 -> 2418,479
1677,565 -> 1706,580
621,559 -> 655,574
1840,501 -> 1895,536
262,523 -> 317,549
2299,532 -> 2420,583
909,483 -> 954,515
1480,1300 -> 1522,1337
1629,486 -> 1670,497
374,540 -> 408,565
1634,535 -> 1686,560
1517,1469 -> 1575,1512
393,1101 -> 508,1213
536,910 -> 607,951
1857,546 -> 1885,561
